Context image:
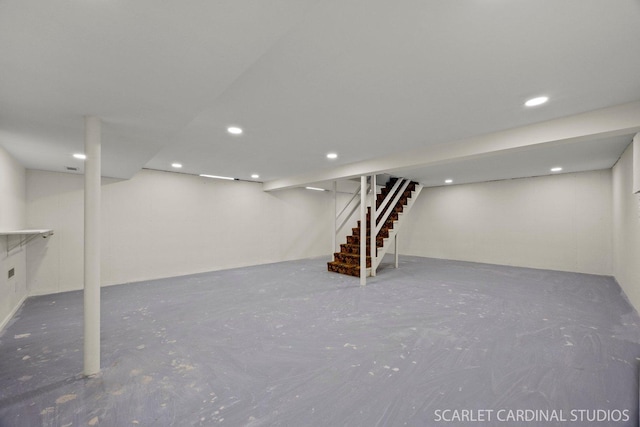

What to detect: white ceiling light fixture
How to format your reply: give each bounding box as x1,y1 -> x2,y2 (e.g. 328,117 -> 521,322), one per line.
73,153 -> 86,160
445,179 -> 453,184
550,167 -> 563,172
199,174 -> 235,180
251,174 -> 260,179
171,163 -> 183,168
525,96 -> 549,107
227,126 -> 243,135
305,186 -> 326,191
326,153 -> 338,160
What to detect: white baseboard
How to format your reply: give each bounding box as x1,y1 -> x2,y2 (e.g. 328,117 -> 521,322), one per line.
28,288 -> 61,297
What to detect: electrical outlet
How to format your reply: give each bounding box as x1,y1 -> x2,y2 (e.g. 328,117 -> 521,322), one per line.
8,268 -> 15,279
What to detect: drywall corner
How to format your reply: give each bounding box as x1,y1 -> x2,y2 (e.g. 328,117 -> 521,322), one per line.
0,145 -> 27,331
613,142 -> 640,312
633,133 -> 640,195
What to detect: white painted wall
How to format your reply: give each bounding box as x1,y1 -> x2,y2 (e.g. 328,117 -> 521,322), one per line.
613,143 -> 640,311
22,165 -> 625,299
26,169 -> 342,295
400,170 -> 612,275
0,146 -> 27,330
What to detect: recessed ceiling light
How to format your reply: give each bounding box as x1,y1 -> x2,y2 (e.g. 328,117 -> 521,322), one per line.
251,174 -> 260,179
445,179 -> 453,184
227,126 -> 243,135
171,163 -> 183,168
525,96 -> 549,107
551,167 -> 563,172
305,187 -> 325,191
199,174 -> 235,181
326,153 -> 338,160
73,153 -> 86,160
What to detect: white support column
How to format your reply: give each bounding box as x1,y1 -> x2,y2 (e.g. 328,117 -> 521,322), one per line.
395,233 -> 399,268
84,116 -> 101,376
360,176 -> 366,286
332,180 -> 337,253
370,174 -> 376,277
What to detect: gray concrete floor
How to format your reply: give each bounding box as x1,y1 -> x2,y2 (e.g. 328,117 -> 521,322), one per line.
1,256 -> 639,427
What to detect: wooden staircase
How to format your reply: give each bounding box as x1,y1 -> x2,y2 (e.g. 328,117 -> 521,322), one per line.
327,177 -> 421,277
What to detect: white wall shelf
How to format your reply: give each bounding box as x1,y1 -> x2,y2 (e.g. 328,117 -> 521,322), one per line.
1,229 -> 54,253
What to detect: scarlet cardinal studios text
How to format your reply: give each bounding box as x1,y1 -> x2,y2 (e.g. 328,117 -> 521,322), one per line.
433,409 -> 630,423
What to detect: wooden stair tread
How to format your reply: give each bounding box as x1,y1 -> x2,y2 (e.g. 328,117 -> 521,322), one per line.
328,178 -> 420,278
327,261 -> 368,277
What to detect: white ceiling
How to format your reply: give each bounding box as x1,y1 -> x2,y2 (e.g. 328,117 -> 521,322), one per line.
1,1 -> 640,187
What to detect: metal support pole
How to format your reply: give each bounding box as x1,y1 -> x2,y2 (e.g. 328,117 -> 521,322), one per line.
84,116 -> 101,376
360,176 -> 366,286
370,174 -> 376,277
395,233 -> 399,268
332,180 -> 337,253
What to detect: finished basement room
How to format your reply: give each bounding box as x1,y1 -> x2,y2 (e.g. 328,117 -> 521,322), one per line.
1,1 -> 640,426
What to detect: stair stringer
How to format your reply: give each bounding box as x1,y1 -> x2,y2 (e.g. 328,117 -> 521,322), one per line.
373,184 -> 423,271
